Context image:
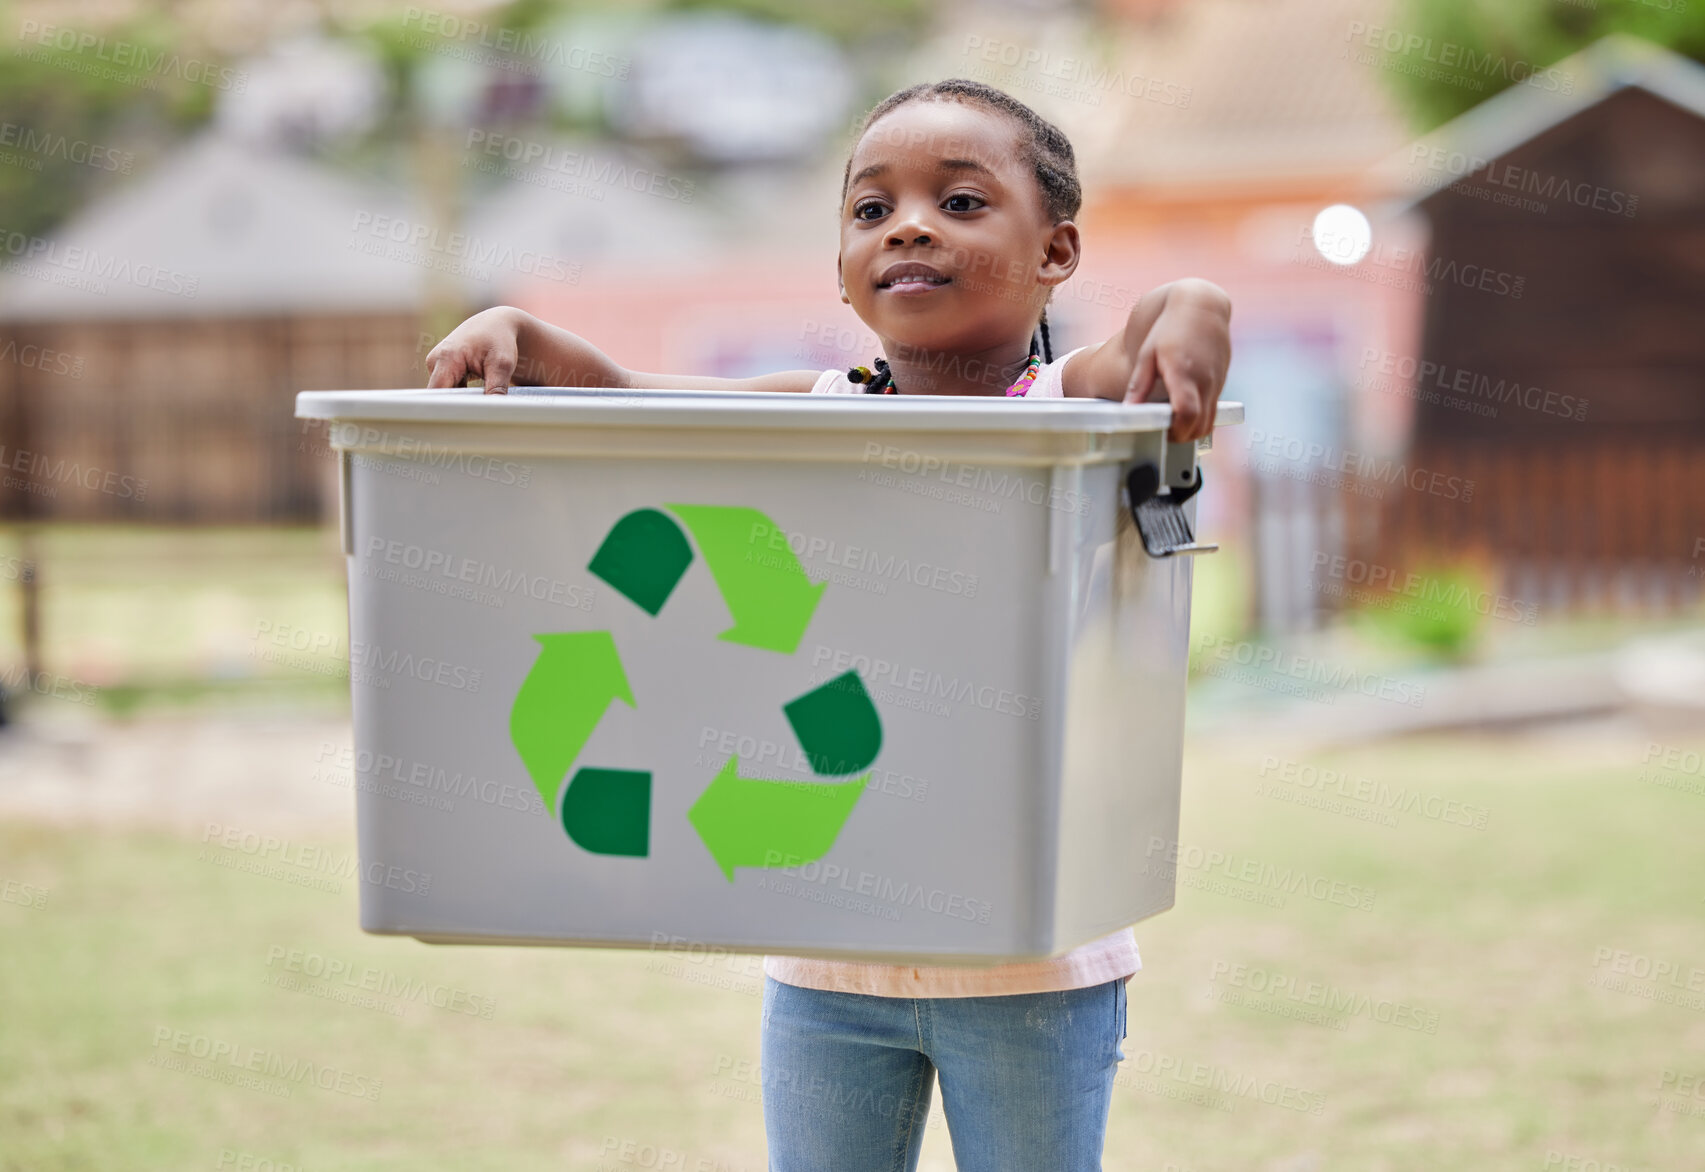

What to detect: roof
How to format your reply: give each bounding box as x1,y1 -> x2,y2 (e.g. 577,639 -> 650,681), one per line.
1078,0 -> 1413,191
457,143 -> 724,277
0,129 -> 742,323
1368,35 -> 1705,211
0,133 -> 428,321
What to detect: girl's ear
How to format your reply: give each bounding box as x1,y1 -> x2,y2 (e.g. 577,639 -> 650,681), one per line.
837,257 -> 849,303
1039,221 -> 1082,288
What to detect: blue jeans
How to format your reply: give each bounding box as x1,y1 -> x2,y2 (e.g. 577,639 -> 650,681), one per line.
760,976 -> 1127,1171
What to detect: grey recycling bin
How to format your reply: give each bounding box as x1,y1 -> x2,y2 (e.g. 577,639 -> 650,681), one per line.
293,387 -> 1242,964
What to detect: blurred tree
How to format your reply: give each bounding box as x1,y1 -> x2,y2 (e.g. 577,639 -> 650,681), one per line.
0,4 -> 220,239
351,0 -> 569,138
661,0 -> 933,45
343,0 -> 597,341
337,0 -> 929,337
1386,0 -> 1705,130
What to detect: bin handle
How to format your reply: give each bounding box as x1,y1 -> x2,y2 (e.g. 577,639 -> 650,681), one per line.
1126,462 -> 1218,558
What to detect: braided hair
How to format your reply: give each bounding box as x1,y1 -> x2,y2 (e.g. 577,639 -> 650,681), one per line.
839,79 -> 1081,381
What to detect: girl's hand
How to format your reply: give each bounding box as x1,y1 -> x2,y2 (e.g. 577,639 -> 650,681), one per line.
426,307 -> 527,395
1124,279 -> 1232,443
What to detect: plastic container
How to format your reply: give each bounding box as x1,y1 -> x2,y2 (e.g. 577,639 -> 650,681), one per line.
293,386 -> 1243,964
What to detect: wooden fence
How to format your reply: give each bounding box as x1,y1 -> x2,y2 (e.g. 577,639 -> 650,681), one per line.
0,314 -> 428,524
1251,440 -> 1705,630
5,317 -> 1701,623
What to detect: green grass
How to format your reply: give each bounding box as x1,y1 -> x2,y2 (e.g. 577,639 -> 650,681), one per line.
3,729 -> 1702,1170
1,523 -> 1693,715
1,525 -> 1701,1167
0,525 -> 349,716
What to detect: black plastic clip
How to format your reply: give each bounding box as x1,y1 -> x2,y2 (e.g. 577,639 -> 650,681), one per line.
1125,462 -> 1218,558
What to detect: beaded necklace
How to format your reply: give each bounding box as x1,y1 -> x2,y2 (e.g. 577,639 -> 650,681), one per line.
848,322 -> 1052,397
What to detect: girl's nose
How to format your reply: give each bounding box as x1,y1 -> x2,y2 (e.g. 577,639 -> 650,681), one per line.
886,207 -> 935,247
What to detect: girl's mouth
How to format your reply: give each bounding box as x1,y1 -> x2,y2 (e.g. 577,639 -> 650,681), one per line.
878,262 -> 953,294
881,277 -> 952,295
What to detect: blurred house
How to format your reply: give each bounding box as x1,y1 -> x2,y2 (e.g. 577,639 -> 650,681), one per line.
1058,10 -> 1704,626
0,4 -> 837,527
6,1 -> 1697,638
1363,36 -> 1705,612
507,0 -> 1449,633
1067,0 -> 1426,632
0,132 -> 430,523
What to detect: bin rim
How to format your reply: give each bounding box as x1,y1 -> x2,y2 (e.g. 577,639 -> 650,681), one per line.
295,387 -> 1243,435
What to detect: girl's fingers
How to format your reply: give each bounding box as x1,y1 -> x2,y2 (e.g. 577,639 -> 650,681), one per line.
426,349 -> 466,390
1123,346 -> 1158,405
1157,354 -> 1203,442
482,348 -> 517,396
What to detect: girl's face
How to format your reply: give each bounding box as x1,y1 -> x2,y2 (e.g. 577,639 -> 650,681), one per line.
839,101 -> 1077,356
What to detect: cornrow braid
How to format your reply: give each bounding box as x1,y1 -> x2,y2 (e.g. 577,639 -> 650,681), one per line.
840,78 -> 1082,227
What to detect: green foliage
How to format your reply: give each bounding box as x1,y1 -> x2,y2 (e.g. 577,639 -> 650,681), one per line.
661,0 -> 933,44
1352,559 -> 1496,661
1384,0 -> 1705,130
351,0 -> 574,76
0,3 -> 223,239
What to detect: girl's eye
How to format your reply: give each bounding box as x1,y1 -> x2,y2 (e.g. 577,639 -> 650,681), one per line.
854,201 -> 887,221
945,193 -> 985,212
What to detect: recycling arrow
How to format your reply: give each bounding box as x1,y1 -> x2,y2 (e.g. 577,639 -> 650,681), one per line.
784,669 -> 882,777
587,504 -> 826,655
511,503 -> 884,877
585,508 -> 694,618
689,669 -> 882,882
688,756 -> 868,882
510,631 -> 649,856
664,504 -> 826,654
560,768 -> 649,857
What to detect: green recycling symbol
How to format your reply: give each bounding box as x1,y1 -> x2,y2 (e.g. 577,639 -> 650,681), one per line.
508,505 -> 882,881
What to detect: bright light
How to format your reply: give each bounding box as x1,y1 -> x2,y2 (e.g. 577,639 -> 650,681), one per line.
1312,204 -> 1372,266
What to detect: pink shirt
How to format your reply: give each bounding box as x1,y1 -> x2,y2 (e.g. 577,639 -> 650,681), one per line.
764,343 -> 1142,998
804,346 -> 1088,400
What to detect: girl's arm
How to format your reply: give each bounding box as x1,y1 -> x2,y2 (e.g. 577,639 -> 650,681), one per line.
1058,279 -> 1232,442
425,306 -> 820,395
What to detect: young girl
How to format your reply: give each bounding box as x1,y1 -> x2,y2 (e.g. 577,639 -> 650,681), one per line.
428,79 -> 1230,1171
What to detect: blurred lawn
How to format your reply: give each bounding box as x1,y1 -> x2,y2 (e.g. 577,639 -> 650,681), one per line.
0,526 -> 350,714
2,526 -> 1701,1170
4,727 -> 1702,1171
1,524 -> 1691,717
0,524 -> 1258,716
